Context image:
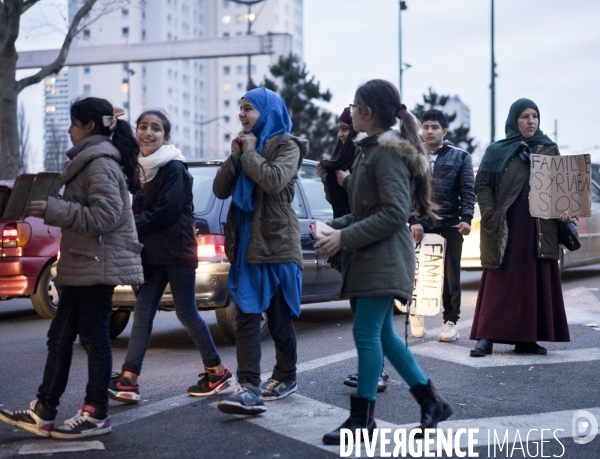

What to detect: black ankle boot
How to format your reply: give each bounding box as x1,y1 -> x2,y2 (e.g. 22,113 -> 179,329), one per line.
470,339 -> 493,357
323,395 -> 376,445
409,380 -> 453,438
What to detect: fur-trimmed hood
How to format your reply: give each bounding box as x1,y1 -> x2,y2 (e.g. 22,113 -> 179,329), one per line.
374,130 -> 429,178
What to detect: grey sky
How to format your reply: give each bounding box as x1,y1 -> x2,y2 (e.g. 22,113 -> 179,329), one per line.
16,0 -> 600,169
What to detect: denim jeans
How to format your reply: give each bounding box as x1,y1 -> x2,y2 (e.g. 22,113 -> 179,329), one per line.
428,227 -> 464,323
37,284 -> 115,420
235,288 -> 297,387
122,264 -> 220,375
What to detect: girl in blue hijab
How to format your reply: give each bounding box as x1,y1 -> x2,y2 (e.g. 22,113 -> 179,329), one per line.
213,87 -> 308,415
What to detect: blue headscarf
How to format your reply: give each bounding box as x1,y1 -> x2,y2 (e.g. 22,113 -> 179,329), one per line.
233,88 -> 292,212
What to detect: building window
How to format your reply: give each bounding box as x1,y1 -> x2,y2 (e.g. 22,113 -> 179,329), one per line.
224,100 -> 230,108
223,32 -> 230,37
142,30 -> 146,40
122,27 -> 129,38
236,82 -> 243,90
223,0 -> 229,8
236,65 -> 243,75
84,67 -> 91,75
83,29 -> 90,40
122,8 -> 129,17
221,15 -> 231,24
224,133 -> 230,142
83,85 -> 91,95
223,83 -> 231,91
224,115 -> 230,123
223,66 -> 231,76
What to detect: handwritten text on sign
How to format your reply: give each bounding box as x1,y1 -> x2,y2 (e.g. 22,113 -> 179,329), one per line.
529,154 -> 592,219
412,233 -> 446,317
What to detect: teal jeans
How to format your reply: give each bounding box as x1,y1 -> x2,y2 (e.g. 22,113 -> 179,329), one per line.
353,295 -> 427,401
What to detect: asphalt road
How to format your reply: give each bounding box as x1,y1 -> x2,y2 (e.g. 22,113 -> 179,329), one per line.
1,267 -> 599,458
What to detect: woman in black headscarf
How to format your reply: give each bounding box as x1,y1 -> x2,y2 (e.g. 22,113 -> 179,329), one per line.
316,107 -> 358,218
469,98 -> 572,357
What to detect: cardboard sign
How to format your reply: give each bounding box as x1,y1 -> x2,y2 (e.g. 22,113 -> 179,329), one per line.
2,172 -> 61,221
412,233 -> 446,316
529,154 -> 592,219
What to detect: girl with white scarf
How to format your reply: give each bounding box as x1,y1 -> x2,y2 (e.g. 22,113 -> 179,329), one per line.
108,110 -> 232,403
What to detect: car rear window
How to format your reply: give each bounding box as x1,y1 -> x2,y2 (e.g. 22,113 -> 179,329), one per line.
189,165 -> 220,215
0,187 -> 10,218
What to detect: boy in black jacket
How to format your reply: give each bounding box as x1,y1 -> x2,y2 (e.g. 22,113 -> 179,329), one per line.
409,109 -> 475,341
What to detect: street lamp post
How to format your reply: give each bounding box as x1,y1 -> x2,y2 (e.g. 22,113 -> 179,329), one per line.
490,0 -> 497,143
230,0 -> 266,90
398,1 -> 408,95
194,116 -> 226,158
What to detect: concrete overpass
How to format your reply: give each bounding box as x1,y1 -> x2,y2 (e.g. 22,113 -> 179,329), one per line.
16,33 -> 292,69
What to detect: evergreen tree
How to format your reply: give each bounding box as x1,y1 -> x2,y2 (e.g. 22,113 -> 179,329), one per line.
256,54 -> 338,160
413,88 -> 477,153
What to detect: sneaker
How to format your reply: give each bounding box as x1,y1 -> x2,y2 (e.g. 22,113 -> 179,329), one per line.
261,379 -> 297,401
343,371 -> 388,393
438,321 -> 460,342
409,315 -> 426,338
108,373 -> 140,403
51,405 -> 111,439
0,400 -> 54,438
187,365 -> 234,397
217,383 -> 266,415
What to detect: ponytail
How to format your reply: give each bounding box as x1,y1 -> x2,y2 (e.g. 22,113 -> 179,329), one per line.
355,79 -> 438,222
112,119 -> 142,194
70,97 -> 141,194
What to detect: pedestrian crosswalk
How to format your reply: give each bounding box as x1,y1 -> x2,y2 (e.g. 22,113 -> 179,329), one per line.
7,285 -> 598,458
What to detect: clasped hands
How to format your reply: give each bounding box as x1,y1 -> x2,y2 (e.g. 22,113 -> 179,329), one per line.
231,132 -> 258,160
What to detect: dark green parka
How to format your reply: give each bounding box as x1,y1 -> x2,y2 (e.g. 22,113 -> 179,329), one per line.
331,130 -> 429,301
476,144 -> 561,270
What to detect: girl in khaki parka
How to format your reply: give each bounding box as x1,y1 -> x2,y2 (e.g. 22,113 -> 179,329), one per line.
316,80 -> 452,445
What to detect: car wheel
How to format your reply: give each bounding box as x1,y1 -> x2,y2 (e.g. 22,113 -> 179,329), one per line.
215,302 -> 269,344
109,310 -> 131,339
31,263 -> 60,319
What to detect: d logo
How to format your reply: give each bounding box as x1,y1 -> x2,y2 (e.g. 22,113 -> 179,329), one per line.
572,410 -> 598,445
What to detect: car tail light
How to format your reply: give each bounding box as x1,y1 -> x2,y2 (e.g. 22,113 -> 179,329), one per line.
196,234 -> 226,259
2,222 -> 32,248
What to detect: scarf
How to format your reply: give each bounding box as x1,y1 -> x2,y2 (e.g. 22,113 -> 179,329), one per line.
233,87 -> 292,213
477,98 -> 555,193
479,98 -> 555,174
138,143 -> 186,183
318,107 -> 358,218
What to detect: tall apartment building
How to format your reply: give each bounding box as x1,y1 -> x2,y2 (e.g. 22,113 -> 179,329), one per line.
206,0 -> 303,157
443,95 -> 470,131
45,0 -> 303,164
43,70 -> 71,172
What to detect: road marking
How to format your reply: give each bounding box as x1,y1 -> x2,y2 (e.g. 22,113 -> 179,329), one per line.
241,394 -> 600,456
562,287 -> 600,324
411,342 -> 600,367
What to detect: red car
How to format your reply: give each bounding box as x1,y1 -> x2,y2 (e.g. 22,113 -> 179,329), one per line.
0,180 -> 61,317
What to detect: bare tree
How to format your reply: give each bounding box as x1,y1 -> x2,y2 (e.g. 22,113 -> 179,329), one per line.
0,0 -> 100,180
17,103 -> 30,173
